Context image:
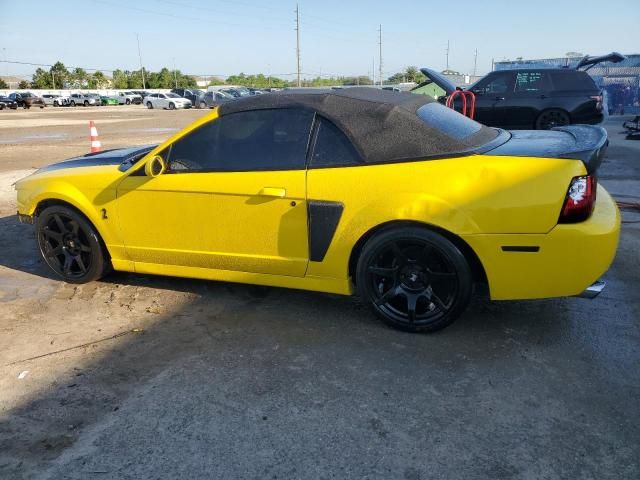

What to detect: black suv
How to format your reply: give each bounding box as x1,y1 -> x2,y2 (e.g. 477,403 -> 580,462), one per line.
416,53 -> 625,129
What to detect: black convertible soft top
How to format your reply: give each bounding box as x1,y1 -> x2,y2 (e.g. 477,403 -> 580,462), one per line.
218,87 -> 502,164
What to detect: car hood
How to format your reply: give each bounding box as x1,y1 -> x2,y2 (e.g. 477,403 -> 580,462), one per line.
36,144 -> 157,174
419,68 -> 457,95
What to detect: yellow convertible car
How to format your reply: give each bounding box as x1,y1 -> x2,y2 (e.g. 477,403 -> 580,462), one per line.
15,88 -> 620,332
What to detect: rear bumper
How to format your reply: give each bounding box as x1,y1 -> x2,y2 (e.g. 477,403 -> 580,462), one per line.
463,184 -> 620,300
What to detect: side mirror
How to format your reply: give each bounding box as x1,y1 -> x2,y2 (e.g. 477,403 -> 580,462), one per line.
145,155 -> 167,177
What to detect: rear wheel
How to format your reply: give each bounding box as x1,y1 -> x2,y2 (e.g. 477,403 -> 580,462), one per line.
536,109 -> 570,130
200,101 -> 206,109
147,101 -> 153,109
84,100 -> 89,107
36,205 -> 109,283
356,227 -> 472,333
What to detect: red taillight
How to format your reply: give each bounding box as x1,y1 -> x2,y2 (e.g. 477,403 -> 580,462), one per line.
591,95 -> 603,111
559,175 -> 597,223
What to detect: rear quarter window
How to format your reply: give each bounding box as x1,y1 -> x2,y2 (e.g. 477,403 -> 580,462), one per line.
416,103 -> 483,141
550,71 -> 598,92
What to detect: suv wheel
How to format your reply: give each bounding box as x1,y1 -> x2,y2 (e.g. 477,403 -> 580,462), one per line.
70,100 -> 76,107
536,109 -> 570,130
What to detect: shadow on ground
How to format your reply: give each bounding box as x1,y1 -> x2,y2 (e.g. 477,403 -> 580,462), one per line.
0,211 -> 639,480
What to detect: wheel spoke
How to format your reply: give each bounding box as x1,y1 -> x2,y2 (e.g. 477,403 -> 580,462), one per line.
427,269 -> 455,280
375,285 -> 402,306
390,242 -> 408,264
43,227 -> 62,242
69,220 -> 79,235
79,243 -> 91,253
406,292 -> 419,323
53,214 -> 67,233
431,292 -> 448,312
368,266 -> 397,278
62,254 -> 73,275
75,255 -> 87,273
48,245 -> 63,256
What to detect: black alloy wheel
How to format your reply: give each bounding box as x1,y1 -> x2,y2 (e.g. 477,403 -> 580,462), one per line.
357,227 -> 472,332
36,205 -> 108,283
536,109 -> 570,130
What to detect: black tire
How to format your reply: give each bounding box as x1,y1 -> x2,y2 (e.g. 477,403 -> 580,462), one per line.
200,101 -> 206,109
356,227 -> 473,333
169,102 -> 175,110
0,104 -> 4,110
36,205 -> 109,283
126,99 -> 131,105
146,101 -> 153,109
70,100 -> 76,107
84,100 -> 89,107
535,109 -> 570,130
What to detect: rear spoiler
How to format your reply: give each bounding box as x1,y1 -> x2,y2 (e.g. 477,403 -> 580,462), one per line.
575,52 -> 625,71
551,125 -> 608,174
484,125 -> 608,174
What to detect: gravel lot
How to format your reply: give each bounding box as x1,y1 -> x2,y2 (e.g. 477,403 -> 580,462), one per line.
0,108 -> 638,480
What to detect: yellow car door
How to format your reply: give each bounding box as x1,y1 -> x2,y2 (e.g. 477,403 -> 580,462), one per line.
116,108 -> 314,277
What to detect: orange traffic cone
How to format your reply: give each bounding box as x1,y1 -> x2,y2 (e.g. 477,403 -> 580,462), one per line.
89,120 -> 101,153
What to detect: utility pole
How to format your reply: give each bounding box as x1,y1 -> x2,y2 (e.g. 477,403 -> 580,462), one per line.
446,40 -> 450,71
473,48 -> 478,76
378,24 -> 383,86
371,57 -> 375,85
136,34 -> 146,89
295,4 -> 301,87
51,70 -> 55,89
173,58 -> 178,88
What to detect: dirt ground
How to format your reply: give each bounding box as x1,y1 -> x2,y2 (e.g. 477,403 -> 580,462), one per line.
0,110 -> 638,480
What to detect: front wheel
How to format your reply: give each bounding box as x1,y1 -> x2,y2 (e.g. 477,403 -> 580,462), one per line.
70,100 -> 76,107
36,205 -> 109,283
356,227 -> 473,333
126,99 -> 130,105
200,101 -> 206,109
535,109 -> 570,130
146,101 -> 153,109
168,102 -> 175,110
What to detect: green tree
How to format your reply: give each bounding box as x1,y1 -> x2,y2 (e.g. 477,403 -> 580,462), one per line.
0,78 -> 8,89
31,68 -> 53,89
18,80 -> 30,89
111,69 -> 128,89
88,70 -> 109,88
50,61 -> 69,88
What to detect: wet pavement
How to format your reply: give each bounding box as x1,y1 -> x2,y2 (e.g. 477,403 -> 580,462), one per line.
0,116 -> 638,479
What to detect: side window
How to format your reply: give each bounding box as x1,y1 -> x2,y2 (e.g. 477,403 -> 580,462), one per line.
514,71 -> 551,93
167,108 -> 314,172
310,116 -> 362,168
474,73 -> 513,95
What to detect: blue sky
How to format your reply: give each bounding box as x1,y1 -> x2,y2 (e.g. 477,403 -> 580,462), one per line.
1,0 -> 638,80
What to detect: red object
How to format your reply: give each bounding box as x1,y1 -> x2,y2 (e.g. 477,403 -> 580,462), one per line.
446,90 -> 476,119
559,175 -> 597,223
89,120 -> 101,153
